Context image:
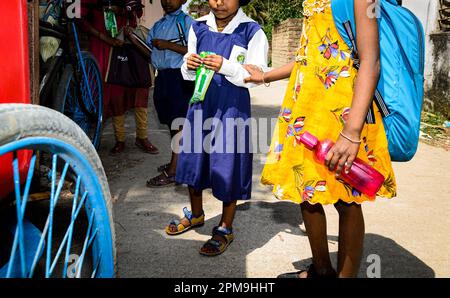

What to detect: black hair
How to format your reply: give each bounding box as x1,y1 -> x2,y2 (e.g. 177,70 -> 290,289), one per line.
240,0 -> 251,6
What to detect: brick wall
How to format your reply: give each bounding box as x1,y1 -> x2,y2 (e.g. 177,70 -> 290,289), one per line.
271,18 -> 303,68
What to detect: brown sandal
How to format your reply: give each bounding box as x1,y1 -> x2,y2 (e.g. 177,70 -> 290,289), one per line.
157,163 -> 170,173
110,142 -> 125,156
199,226 -> 234,257
146,171 -> 176,188
135,138 -> 159,154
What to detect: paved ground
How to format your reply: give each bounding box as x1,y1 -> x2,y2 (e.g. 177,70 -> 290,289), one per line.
98,81 -> 450,278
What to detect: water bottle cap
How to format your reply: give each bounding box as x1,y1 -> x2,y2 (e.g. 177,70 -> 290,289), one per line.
300,132 -> 318,150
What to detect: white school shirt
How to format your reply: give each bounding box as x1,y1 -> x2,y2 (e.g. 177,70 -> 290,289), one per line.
181,8 -> 269,88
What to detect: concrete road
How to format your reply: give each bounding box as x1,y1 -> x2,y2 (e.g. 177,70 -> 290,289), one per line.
98,81 -> 450,278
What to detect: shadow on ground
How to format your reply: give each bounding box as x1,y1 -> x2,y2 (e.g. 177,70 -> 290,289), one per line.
100,93 -> 437,278
292,233 -> 435,278
114,199 -> 304,278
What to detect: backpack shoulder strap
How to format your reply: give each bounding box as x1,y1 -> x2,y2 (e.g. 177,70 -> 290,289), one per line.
331,0 -> 391,123
176,11 -> 188,46
331,0 -> 355,51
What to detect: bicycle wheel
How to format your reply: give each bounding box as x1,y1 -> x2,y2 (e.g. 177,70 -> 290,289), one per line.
54,52 -> 103,150
78,51 -> 103,150
0,104 -> 115,278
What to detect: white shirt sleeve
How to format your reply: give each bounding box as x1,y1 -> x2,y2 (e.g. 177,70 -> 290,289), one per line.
218,29 -> 269,88
181,26 -> 198,81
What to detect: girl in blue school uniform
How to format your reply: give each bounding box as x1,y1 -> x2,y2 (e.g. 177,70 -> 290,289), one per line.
165,0 -> 269,256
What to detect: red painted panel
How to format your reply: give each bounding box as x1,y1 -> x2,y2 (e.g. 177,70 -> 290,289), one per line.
0,0 -> 30,104
0,1 -> 32,199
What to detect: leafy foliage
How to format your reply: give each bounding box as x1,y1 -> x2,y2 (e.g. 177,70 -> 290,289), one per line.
187,0 -> 304,40
244,0 -> 304,40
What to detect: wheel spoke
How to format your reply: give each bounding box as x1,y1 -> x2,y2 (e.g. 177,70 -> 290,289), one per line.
63,176 -> 81,278
28,217 -> 49,277
46,154 -> 58,277
91,252 -> 102,278
75,210 -> 96,278
6,151 -> 27,277
50,186 -> 89,275
7,153 -> 36,277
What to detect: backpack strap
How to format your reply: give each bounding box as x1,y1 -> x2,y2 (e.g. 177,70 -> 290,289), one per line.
176,12 -> 187,46
342,21 -> 391,124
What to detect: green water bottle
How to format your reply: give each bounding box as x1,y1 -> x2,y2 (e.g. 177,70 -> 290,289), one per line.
104,2 -> 118,38
190,51 -> 216,105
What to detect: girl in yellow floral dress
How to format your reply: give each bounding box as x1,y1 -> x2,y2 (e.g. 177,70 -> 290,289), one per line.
245,0 -> 397,278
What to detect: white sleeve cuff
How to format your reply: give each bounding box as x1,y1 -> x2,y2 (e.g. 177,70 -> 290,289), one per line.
218,58 -> 237,77
181,54 -> 197,81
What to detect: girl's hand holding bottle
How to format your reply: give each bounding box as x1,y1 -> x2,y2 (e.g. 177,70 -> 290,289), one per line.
202,54 -> 223,72
187,54 -> 224,72
325,129 -> 361,175
187,54 -> 203,70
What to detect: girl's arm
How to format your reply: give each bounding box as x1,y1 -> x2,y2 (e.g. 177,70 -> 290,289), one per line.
202,29 -> 269,88
243,61 -> 295,84
77,19 -> 124,47
124,27 -> 151,59
325,0 -> 381,175
181,27 -> 199,81
152,40 -> 188,55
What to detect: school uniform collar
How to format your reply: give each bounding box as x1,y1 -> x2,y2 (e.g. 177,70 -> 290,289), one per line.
198,8 -> 255,34
164,8 -> 183,19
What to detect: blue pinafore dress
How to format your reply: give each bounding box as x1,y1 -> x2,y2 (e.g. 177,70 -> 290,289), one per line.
175,20 -> 262,202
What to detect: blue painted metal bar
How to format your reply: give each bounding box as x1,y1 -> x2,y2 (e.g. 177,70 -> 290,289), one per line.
6,153 -> 37,277
45,154 -> 58,277
71,23 -> 93,103
54,162 -> 70,206
22,153 -> 37,212
50,188 -> 89,276
28,217 -> 49,277
75,210 -> 95,278
63,176 -> 81,278
91,253 -> 102,278
7,152 -> 26,277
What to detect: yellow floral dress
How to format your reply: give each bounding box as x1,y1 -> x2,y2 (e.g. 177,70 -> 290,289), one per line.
261,0 -> 397,205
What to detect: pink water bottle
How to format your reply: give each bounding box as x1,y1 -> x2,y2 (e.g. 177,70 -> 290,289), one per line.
299,131 -> 385,197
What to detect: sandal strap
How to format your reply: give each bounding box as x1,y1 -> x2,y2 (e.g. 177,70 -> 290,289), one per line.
162,170 -> 172,178
183,207 -> 193,223
169,218 -> 182,227
203,239 -> 222,249
211,226 -> 233,245
212,226 -> 232,237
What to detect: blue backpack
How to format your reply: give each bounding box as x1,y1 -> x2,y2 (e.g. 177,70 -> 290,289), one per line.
331,0 -> 425,161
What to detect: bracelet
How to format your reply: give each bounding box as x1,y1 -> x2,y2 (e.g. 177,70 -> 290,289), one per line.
262,72 -> 270,87
340,131 -> 362,144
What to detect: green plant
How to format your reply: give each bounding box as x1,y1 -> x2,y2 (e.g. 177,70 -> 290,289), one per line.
188,0 -> 304,40
244,0 -> 304,40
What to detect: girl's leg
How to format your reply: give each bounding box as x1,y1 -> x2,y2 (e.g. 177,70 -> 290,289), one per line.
189,187 -> 204,218
145,129 -> 180,187
166,129 -> 182,176
219,200 -> 237,229
334,201 -> 365,278
109,87 -> 126,154
133,88 -> 159,154
300,202 -> 336,277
